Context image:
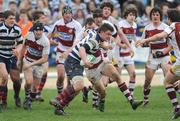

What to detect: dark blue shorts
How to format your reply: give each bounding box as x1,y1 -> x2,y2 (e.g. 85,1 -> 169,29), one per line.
0,56 -> 18,73
64,56 -> 84,80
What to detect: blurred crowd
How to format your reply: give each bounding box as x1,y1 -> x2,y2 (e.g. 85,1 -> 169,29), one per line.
0,0 -> 180,28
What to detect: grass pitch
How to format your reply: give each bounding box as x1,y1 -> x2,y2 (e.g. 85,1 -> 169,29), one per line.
0,86 -> 179,121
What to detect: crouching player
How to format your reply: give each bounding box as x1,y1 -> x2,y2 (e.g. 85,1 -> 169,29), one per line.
17,22 -> 50,110
49,23 -> 142,115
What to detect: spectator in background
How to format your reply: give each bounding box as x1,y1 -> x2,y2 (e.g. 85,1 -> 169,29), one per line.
17,9 -> 33,38
36,0 -> 51,17
136,5 -> 152,27
105,0 -> 121,13
19,0 -> 32,11
122,0 -> 145,18
8,1 -> 19,21
70,0 -> 87,16
161,2 -> 169,24
52,3 -> 65,23
74,9 -> 86,26
48,0 -> 60,13
111,9 -> 121,20
176,4 -> 180,11
86,0 -> 96,18
0,12 -> 4,22
0,1 -> 3,12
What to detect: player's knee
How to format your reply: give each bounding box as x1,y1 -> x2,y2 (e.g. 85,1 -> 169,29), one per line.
111,72 -> 120,81
71,76 -> 84,91
24,83 -> 31,89
1,74 -> 8,84
11,76 -> 20,83
130,71 -> 136,80
164,79 -> 172,86
25,80 -> 33,86
100,90 -> 106,98
57,75 -> 65,82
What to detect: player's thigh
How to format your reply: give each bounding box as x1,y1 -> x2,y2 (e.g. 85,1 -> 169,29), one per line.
42,62 -> 49,74
9,68 -> 20,81
0,63 -> 8,84
102,63 -> 119,80
57,64 -> 65,77
164,70 -> 180,85
24,68 -> 33,84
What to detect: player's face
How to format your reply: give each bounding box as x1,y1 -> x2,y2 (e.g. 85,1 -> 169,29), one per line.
63,12 -> 72,23
86,23 -> 96,29
126,12 -> 136,23
34,30 -> 43,39
100,30 -> 112,42
19,13 -> 28,21
94,16 -> 103,27
38,14 -> 46,24
5,15 -> 15,27
103,7 -> 111,18
151,12 -> 161,23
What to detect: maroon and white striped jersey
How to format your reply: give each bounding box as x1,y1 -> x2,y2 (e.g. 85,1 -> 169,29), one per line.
165,22 -> 180,64
142,22 -> 169,50
118,19 -> 137,56
24,32 -> 50,62
51,19 -> 82,52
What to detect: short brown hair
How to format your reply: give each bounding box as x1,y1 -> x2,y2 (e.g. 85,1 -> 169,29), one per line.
32,10 -> 45,21
98,23 -> 114,33
4,10 -> 15,19
167,9 -> 180,22
100,2 -> 114,13
93,9 -> 103,18
123,4 -> 138,18
149,7 -> 163,21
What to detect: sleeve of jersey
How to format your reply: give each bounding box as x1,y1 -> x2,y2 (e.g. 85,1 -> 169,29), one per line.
24,33 -> 30,46
75,22 -> 83,41
42,38 -> 50,55
112,24 -> 118,38
83,39 -> 97,52
17,31 -> 23,45
164,26 -> 173,35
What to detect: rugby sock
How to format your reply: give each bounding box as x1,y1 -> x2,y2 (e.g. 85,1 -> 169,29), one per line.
98,96 -> 105,111
87,85 -> 93,91
57,80 -> 64,94
2,85 -> 8,103
0,86 -> 6,103
37,73 -> 47,95
129,81 -> 135,95
13,80 -> 21,98
118,82 -> 133,102
92,90 -> 99,107
56,85 -> 75,107
143,88 -> 151,102
25,85 -> 31,99
166,85 -> 180,112
174,83 -> 180,94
